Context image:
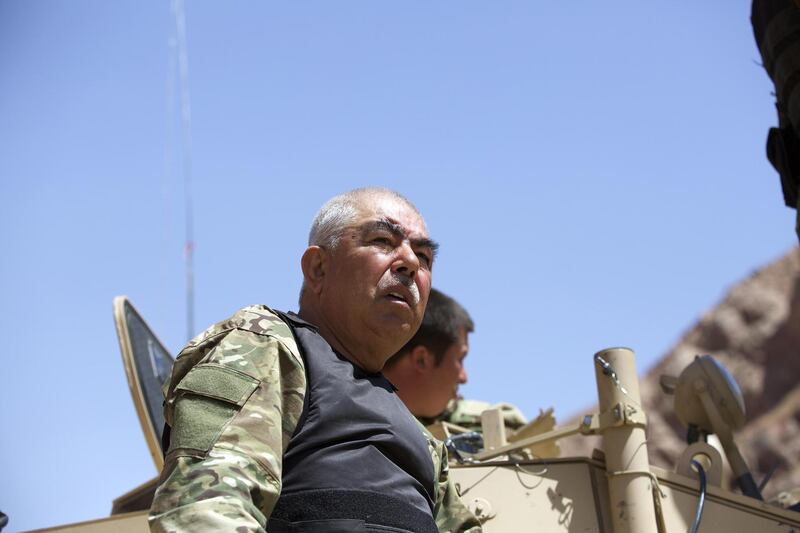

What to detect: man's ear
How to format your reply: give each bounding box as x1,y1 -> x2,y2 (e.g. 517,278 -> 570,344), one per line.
410,345 -> 433,373
301,246 -> 327,295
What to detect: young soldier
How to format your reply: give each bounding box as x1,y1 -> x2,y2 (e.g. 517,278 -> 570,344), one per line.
383,288 -> 527,433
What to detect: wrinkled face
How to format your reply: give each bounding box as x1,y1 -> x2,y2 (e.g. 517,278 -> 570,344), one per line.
319,194 -> 436,371
425,328 -> 469,416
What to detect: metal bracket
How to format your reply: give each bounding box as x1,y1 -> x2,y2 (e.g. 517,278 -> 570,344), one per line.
473,406 -> 646,462
581,402 -> 647,435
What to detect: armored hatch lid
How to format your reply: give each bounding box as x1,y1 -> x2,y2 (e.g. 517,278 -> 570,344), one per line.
113,296 -> 175,471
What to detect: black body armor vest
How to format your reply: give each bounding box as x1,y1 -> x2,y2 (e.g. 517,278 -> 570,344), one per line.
268,312 -> 438,533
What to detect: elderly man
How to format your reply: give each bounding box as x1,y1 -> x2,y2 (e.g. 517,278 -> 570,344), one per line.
383,288 -> 527,433
149,188 -> 480,532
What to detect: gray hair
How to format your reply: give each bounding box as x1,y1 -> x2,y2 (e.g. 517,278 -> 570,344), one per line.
308,187 -> 420,249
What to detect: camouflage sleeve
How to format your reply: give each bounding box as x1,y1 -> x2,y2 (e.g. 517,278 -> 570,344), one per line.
149,315 -> 306,532
426,430 -> 482,533
445,397 -> 528,432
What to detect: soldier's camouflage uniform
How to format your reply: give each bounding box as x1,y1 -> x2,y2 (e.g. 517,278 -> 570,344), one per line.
149,305 -> 481,532
421,397 -> 528,433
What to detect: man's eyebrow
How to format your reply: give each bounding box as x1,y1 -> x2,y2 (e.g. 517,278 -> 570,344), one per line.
360,218 -> 439,258
360,218 -> 405,238
411,237 -> 439,259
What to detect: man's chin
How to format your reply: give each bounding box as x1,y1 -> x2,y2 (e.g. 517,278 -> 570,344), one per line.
373,314 -> 418,338
367,326 -> 415,361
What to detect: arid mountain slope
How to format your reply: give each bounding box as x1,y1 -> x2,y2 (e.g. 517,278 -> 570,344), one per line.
559,248 -> 800,500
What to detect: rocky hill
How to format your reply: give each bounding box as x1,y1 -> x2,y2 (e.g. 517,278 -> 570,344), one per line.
559,248 -> 800,501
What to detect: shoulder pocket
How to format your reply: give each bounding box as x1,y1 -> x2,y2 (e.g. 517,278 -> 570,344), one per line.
169,364 -> 260,455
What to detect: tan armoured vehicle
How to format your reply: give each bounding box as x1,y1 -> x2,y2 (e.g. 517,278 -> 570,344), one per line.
24,296 -> 800,533
21,1 -> 800,531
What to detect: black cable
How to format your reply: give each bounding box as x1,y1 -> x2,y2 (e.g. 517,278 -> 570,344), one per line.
758,463 -> 779,493
689,460 -> 707,533
686,424 -> 700,445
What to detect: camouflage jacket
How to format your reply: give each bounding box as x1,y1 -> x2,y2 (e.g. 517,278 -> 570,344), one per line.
149,305 -> 481,532
421,397 -> 528,433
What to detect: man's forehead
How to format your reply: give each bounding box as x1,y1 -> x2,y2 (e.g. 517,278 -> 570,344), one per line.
354,195 -> 427,231
348,193 -> 438,253
357,195 -> 425,226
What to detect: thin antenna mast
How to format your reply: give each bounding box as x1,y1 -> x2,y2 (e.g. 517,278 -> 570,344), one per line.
172,0 -> 195,341
161,11 -> 176,334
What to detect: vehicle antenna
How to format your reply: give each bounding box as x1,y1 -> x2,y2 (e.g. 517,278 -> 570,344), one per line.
172,0 -> 195,341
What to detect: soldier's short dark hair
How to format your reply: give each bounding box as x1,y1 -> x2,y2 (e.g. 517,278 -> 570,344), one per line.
384,288 -> 474,368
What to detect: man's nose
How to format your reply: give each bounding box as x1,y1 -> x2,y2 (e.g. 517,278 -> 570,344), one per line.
393,241 -> 419,278
459,366 -> 468,385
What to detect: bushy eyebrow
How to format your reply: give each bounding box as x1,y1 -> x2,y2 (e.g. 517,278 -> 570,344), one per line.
412,236 -> 439,260
360,218 -> 439,259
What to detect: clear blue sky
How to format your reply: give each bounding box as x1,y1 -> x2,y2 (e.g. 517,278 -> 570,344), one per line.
0,2 -> 795,531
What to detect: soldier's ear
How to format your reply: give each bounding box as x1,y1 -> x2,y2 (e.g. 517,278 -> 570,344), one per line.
410,345 -> 432,372
301,246 -> 327,295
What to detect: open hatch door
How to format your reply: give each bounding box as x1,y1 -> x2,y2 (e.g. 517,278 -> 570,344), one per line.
113,296 -> 174,472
